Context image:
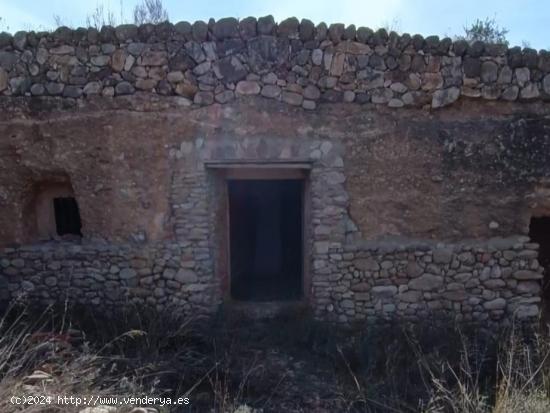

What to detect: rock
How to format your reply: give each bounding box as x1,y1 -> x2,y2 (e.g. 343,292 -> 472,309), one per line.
386,98 -> 402,107
398,290 -> 422,302
30,83 -> 45,95
302,99 -> 316,110
167,71 -> 184,83
83,81 -> 102,95
463,57 -> 481,78
175,82 -> 198,98
110,49 -> 127,72
515,67 -> 530,87
127,42 -> 146,56
140,51 -> 167,66
406,262 -> 423,277
371,88 -> 393,104
480,61 -> 498,83
484,298 -> 506,310
390,82 -> 408,93
214,17 -> 239,39
0,68 -> 7,92
261,85 -> 281,99
372,285 -> 397,297
194,91 -> 214,105
214,56 -> 247,83
433,248 -> 453,264
282,91 -> 303,106
119,268 -> 137,279
193,61 -> 211,76
431,87 -> 460,108
409,274 -> 443,291
45,82 -> 65,95
192,21 -> 208,41
516,281 -> 541,295
421,72 -> 443,90
115,81 -> 135,95
115,24 -> 138,41
311,49 -> 323,66
482,85 -> 500,100
278,17 -> 299,38
303,84 -> 321,100
236,80 -> 260,95
497,66 -> 513,84
214,90 -> 235,103
50,45 -> 74,55
175,269 -> 198,283
63,86 -> 83,98
543,74 -> 550,95
91,55 -> 110,66
515,305 -> 539,318
354,258 -> 379,271
513,270 -> 542,280
13,31 -> 27,50
135,78 -> 157,90
502,85 -> 519,101
328,23 -> 345,42
257,15 -> 275,35
343,91 -> 356,103
0,51 -> 17,70
300,19 -> 315,41
239,17 -> 257,39
520,83 -> 540,100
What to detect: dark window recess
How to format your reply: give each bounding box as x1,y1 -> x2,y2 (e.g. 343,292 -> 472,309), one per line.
53,197 -> 82,236
229,179 -> 303,302
529,217 -> 550,303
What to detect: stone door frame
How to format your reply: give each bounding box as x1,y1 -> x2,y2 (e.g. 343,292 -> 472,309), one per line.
205,161 -> 312,303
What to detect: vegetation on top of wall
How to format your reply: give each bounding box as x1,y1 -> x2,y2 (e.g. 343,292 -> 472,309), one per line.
459,17 -> 510,45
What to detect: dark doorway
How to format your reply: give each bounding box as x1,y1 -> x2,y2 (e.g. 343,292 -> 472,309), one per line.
529,217 -> 550,304
53,197 -> 82,236
228,179 -> 303,301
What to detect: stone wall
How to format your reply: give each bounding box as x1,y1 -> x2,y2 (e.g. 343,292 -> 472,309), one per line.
313,236 -> 543,324
0,18 -> 549,324
0,236 -> 543,324
0,241 -> 218,314
1,16 -> 550,110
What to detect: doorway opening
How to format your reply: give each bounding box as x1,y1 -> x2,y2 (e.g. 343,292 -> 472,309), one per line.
529,217 -> 550,304
228,179 -> 303,301
54,197 -> 82,236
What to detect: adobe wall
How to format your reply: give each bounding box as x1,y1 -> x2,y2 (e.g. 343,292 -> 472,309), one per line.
0,16 -> 549,324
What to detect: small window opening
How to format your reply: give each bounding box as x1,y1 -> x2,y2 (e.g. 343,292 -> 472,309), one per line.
53,197 -> 82,236
529,217 -> 550,305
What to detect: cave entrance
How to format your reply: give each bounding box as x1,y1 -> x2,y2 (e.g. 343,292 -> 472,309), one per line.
228,178 -> 304,302
529,217 -> 550,306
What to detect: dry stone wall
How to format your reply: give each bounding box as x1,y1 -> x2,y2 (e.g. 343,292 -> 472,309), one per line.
314,236 -> 543,324
1,16 -> 550,110
0,241 -> 219,314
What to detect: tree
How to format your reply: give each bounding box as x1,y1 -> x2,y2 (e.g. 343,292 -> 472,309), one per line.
133,0 -> 169,25
461,17 -> 509,45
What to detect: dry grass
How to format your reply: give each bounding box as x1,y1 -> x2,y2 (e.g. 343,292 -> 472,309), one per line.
0,304 -> 548,412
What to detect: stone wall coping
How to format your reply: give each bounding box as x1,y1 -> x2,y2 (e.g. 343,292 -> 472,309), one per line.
343,235 -> 532,253
1,16 -> 549,110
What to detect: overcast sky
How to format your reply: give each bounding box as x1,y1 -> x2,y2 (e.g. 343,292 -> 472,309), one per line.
0,0 -> 547,49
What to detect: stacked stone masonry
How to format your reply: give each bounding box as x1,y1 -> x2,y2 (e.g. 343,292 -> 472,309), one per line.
0,17 -> 549,326
0,16 -> 550,109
